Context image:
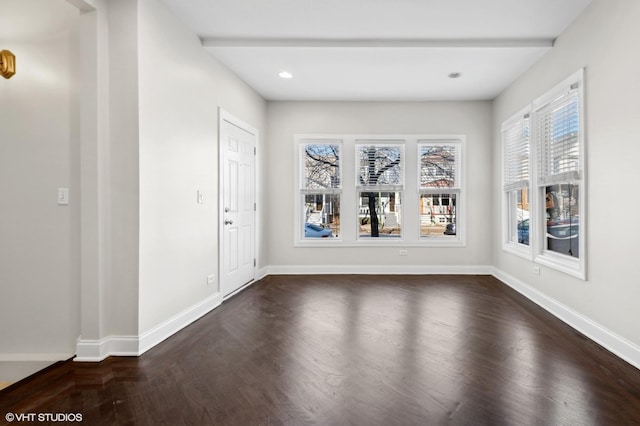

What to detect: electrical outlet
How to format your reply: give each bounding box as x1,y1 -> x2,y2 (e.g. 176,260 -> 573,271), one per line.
533,266 -> 541,275
57,188 -> 69,205
399,249 -> 408,256
207,274 -> 216,285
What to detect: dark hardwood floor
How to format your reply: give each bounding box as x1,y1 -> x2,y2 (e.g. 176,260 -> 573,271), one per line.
2,275 -> 640,425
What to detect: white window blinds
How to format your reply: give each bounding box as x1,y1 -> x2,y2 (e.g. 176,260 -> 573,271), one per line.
535,82 -> 582,185
419,143 -> 460,192
502,114 -> 530,192
356,144 -> 403,191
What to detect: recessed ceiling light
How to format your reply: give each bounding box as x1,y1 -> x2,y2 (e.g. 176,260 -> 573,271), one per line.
279,71 -> 293,79
448,72 -> 461,79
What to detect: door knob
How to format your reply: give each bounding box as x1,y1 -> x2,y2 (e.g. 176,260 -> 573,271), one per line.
224,219 -> 234,225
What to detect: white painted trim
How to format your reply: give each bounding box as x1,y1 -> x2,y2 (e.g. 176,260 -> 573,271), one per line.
294,134 -> 467,248
500,105 -> 533,261
223,279 -> 258,301
203,38 -> 554,49
502,241 -> 533,260
138,292 -> 223,355
531,69 -> 586,280
0,353 -> 74,362
73,268 -> 640,373
293,240 -> 466,248
257,266 -> 269,281
492,268 -> 640,371
75,336 -> 139,362
266,264 -> 492,276
75,292 -> 223,362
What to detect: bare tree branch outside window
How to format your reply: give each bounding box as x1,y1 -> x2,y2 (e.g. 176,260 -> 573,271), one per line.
357,145 -> 402,237
303,144 -> 341,237
304,144 -> 340,189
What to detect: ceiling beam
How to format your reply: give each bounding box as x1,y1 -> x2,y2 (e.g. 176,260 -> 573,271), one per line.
202,38 -> 554,49
66,0 -> 96,12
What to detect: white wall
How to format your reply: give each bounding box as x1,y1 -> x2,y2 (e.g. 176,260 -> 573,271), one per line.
0,0 -> 267,368
0,1 -> 80,361
492,0 -> 640,352
266,101 -> 493,272
137,0 -> 266,334
3,0 -> 638,377
106,0 -> 141,338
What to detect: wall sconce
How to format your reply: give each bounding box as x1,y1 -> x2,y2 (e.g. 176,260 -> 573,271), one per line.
1,50 -> 16,79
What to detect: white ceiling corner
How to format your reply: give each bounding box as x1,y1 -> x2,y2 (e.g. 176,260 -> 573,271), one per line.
162,0 -> 593,101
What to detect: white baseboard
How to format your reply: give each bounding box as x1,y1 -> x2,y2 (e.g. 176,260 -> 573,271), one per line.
75,292 -> 223,362
73,267 -> 487,362
71,268 -> 640,372
257,267 -> 269,281
138,292 -> 223,355
492,267 -> 640,371
266,264 -> 493,276
74,335 -> 142,362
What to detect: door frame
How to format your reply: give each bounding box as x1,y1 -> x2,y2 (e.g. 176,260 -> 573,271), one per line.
218,108 -> 259,299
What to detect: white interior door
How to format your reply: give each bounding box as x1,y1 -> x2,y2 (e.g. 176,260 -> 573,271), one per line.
220,111 -> 256,297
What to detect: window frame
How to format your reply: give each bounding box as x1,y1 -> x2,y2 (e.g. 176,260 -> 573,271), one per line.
501,69 -> 586,279
294,134 -> 466,247
501,106 -> 533,259
355,142 -> 405,241
417,140 -> 465,245
532,69 -> 586,279
297,140 -> 343,243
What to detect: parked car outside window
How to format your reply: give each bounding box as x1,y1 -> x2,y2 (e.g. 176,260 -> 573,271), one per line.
305,223 -> 334,238
444,223 -> 456,235
517,219 -> 529,244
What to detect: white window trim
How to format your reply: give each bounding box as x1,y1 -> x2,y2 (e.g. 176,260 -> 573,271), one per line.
532,69 -> 586,280
501,105 -> 533,260
417,139 -> 466,247
355,142 -> 405,241
295,139 -> 344,244
294,134 -> 466,247
501,69 -> 586,279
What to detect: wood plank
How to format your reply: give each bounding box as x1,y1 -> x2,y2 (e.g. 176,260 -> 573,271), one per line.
1,275 -> 639,425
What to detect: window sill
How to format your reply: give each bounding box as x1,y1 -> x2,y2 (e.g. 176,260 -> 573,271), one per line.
502,242 -> 533,260
294,239 -> 466,248
535,251 -> 585,280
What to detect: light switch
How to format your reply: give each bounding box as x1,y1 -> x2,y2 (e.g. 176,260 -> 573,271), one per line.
57,188 -> 69,205
197,190 -> 205,204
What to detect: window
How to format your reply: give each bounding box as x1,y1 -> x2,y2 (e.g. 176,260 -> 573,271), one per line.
502,109 -> 531,256
295,135 -> 465,246
356,143 -> 403,239
300,142 -> 341,240
533,71 -> 584,277
418,142 -> 461,239
501,69 -> 585,278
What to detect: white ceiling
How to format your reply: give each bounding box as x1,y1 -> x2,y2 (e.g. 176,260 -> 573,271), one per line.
161,0 -> 593,102
161,0 -> 592,101
2,0 -> 593,101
